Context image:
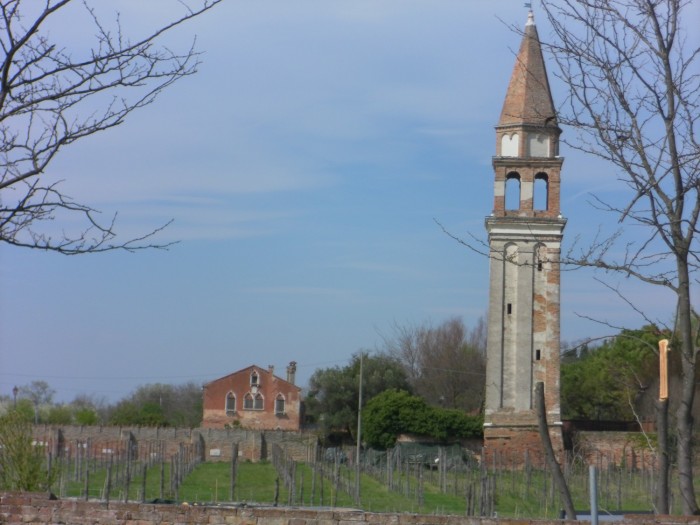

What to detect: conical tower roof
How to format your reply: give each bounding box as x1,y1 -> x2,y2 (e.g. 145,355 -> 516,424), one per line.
498,12 -> 557,128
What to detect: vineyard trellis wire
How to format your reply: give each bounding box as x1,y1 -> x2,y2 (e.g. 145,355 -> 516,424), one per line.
27,433 -> 692,515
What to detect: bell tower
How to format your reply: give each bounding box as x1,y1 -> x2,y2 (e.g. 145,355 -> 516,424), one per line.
483,11 -> 566,459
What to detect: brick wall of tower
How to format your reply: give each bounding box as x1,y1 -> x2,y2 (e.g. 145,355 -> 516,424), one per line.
491,163 -> 562,219
483,425 -> 564,467
533,244 -> 562,421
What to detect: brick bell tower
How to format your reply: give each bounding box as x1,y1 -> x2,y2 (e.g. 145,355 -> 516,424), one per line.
483,11 -> 566,461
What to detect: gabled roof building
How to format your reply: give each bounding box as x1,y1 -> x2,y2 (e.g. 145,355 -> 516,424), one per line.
202,362 -> 302,431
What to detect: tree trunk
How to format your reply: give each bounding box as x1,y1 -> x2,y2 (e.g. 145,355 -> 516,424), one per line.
535,382 -> 576,519
675,260 -> 699,515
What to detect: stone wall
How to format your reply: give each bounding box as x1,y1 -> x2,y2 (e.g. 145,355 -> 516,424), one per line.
0,492 -> 691,525
31,425 -> 317,463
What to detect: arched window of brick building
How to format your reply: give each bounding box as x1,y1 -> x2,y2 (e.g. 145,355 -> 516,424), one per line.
250,371 -> 259,385
254,393 -> 264,410
505,172 -> 521,210
243,393 -> 253,409
534,172 -> 549,210
225,392 -> 236,415
275,394 -> 285,415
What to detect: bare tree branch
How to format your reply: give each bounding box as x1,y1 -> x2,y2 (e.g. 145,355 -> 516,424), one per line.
536,0 -> 700,513
0,0 -> 222,254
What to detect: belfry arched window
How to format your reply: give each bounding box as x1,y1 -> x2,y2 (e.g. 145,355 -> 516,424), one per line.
534,172 -> 549,210
505,172 -> 521,210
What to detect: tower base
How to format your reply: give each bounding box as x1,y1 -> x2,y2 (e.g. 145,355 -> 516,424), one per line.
483,422 -> 564,468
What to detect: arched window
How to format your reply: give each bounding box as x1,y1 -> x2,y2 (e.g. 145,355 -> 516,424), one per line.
225,392 -> 236,415
501,133 -> 519,157
243,392 -> 264,410
250,371 -> 259,386
275,394 -> 285,415
243,393 -> 254,410
505,172 -> 521,210
534,172 -> 549,210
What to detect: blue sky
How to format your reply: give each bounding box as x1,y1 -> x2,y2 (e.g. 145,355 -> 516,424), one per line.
0,1 -> 687,403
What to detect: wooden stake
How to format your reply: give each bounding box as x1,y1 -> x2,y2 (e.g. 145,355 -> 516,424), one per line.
659,339 -> 670,400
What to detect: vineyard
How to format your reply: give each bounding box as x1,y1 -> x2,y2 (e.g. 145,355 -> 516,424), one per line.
44,438 -> 690,518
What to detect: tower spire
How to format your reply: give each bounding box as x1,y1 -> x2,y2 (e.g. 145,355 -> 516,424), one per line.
498,11 -> 557,128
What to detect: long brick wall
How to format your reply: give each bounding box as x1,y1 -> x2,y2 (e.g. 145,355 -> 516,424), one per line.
31,425 -> 317,463
0,492 -> 694,525
31,424 -> 662,471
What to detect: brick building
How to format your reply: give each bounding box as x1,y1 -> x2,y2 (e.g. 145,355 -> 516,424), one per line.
483,11 -> 566,460
202,362 -> 302,431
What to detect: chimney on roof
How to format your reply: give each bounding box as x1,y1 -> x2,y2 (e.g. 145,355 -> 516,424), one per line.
286,361 -> 297,385
268,365 -> 274,377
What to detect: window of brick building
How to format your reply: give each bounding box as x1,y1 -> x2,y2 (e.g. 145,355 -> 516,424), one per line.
275,394 -> 285,415
225,392 -> 236,415
244,392 -> 264,410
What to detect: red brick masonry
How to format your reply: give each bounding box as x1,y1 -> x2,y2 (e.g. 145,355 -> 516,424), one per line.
0,492 -> 692,525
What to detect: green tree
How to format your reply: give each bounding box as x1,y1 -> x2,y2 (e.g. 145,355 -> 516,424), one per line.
363,390 -> 432,449
69,394 -> 104,426
12,399 -> 35,423
108,401 -> 138,426
45,404 -> 73,425
106,382 -> 202,428
0,410 -> 57,491
109,400 -> 167,427
363,389 -> 482,449
305,352 -> 411,439
561,327 -> 661,421
74,407 -> 99,426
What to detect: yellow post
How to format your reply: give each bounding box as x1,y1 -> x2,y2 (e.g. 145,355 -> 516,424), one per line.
659,339 -> 670,400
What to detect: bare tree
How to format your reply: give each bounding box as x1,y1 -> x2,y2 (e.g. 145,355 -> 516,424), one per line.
535,0 -> 700,514
384,317 -> 486,413
0,0 -> 221,254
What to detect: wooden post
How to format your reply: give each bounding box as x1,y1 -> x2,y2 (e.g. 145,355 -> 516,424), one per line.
656,339 -> 670,514
659,339 -> 670,400
83,467 -> 89,501
230,443 -> 239,502
141,464 -> 147,503
104,456 -> 113,503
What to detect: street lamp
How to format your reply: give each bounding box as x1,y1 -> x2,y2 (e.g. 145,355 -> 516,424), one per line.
12,385 -> 18,408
